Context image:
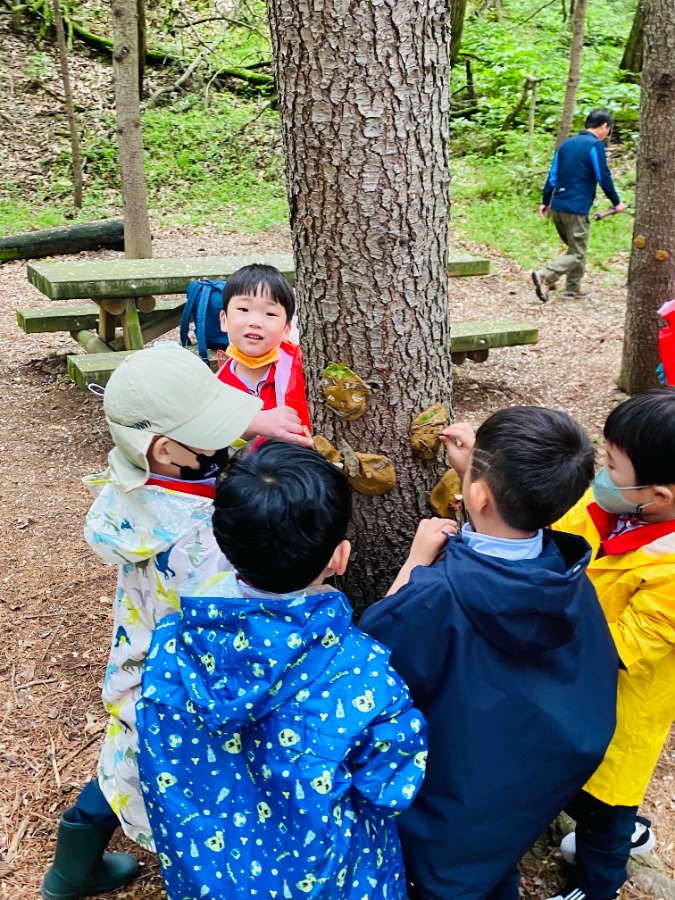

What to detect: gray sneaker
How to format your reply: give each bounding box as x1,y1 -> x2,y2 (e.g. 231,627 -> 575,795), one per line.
531,271 -> 550,303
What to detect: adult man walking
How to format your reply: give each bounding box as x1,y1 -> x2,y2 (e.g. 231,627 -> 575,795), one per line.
532,109 -> 626,301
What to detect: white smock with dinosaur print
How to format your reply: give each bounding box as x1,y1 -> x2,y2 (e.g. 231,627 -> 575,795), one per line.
84,471 -> 228,849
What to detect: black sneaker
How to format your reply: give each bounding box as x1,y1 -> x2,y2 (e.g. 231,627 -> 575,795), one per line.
560,815 -> 655,864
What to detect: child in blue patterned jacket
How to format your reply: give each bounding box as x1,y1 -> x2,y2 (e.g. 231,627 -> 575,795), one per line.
136,440 -> 427,900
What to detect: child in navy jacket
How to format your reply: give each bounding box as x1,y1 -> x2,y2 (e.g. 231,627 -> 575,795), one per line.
361,407 -> 619,900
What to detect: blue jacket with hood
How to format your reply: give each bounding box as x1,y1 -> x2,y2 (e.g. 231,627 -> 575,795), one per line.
542,130 -> 621,215
360,530 -> 619,900
136,572 -> 427,900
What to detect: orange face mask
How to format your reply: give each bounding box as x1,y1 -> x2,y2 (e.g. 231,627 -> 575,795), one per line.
226,344 -> 280,369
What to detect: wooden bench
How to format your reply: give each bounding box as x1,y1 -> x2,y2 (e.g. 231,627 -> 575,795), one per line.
19,249 -> 517,388
450,319 -> 539,365
66,318 -> 539,389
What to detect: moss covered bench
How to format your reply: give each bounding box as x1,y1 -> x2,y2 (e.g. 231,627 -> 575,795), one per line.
16,250 -> 538,390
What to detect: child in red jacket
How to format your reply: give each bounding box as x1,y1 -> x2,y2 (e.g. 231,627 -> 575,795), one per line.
216,264 -> 311,434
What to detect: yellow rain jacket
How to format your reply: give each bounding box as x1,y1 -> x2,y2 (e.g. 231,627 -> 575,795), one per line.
555,489 -> 675,806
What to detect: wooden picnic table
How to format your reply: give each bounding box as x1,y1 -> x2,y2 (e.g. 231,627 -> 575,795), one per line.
16,250 -> 543,392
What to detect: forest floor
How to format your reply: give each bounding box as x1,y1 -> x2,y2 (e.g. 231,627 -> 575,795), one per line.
0,228 -> 674,899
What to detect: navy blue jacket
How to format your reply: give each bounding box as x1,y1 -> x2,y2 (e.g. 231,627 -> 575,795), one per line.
543,130 -> 621,215
360,530 -> 619,900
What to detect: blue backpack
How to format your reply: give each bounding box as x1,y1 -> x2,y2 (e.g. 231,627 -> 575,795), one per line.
179,279 -> 230,363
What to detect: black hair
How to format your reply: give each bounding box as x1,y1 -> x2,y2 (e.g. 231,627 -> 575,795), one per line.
604,387 -> 675,485
221,264 -> 296,321
585,108 -> 614,130
470,407 -> 595,531
213,441 -> 351,593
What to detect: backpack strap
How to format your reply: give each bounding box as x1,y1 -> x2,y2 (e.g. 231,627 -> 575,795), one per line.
194,282 -> 211,362
180,280 -> 203,349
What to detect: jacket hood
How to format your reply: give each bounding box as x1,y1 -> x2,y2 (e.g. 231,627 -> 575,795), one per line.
167,572 -> 354,732
444,530 -> 592,654
84,476 -> 213,564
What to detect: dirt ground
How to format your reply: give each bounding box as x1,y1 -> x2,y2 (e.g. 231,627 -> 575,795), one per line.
0,230 -> 673,899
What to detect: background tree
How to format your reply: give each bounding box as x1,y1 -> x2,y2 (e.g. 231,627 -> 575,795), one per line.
618,0 -> 675,394
555,0 -> 588,147
451,0 -> 468,66
620,1 -> 644,75
111,0 -> 152,258
267,0 -> 452,609
52,0 -> 83,209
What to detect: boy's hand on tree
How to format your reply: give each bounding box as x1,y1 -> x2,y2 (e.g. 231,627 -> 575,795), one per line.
387,518 -> 457,596
441,423 -> 476,478
245,407 -> 314,447
409,517 -> 458,566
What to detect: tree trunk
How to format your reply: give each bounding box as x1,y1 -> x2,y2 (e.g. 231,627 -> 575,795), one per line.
620,2 -> 644,74
555,0 -> 588,147
52,0 -> 83,209
267,0 -> 452,611
618,0 -> 675,394
137,0 -> 147,97
111,0 -> 152,259
451,0 -> 468,66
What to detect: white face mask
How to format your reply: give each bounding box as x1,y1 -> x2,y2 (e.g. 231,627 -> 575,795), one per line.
592,467 -> 654,517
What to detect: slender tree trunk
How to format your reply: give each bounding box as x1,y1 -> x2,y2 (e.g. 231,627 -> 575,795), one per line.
555,0 -> 588,147
618,0 -> 675,394
267,0 -> 452,610
620,1 -> 644,75
52,0 -> 83,209
111,0 -> 152,259
451,0 -> 468,66
137,0 -> 146,97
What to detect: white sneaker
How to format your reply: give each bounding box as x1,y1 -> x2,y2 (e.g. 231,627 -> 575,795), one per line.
560,817 -> 655,865
547,888 -> 619,900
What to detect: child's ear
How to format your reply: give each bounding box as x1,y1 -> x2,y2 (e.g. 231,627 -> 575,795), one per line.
652,484 -> 675,511
467,479 -> 491,515
219,309 -> 228,334
148,436 -> 172,466
329,540 -> 351,576
282,318 -> 292,341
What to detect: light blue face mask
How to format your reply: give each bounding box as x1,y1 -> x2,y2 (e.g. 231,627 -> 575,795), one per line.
592,467 -> 653,517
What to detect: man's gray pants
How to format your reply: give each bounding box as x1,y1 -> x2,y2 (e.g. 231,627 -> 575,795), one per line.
542,210 -> 590,292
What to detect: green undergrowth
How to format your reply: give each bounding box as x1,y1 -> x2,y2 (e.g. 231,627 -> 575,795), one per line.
0,95 -> 288,236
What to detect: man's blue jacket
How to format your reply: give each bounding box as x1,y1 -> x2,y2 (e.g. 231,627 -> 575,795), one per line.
360,530 -> 619,900
543,130 -> 621,215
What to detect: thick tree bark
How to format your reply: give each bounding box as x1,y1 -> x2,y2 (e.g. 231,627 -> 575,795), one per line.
618,0 -> 675,394
111,0 -> 152,259
267,0 -> 452,610
555,0 -> 588,148
620,2 -> 644,75
52,0 -> 83,209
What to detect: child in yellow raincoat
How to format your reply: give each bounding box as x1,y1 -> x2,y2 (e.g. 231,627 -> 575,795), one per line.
547,387 -> 675,900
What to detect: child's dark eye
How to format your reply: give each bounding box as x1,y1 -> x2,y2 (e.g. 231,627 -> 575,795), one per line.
266,311 -> 279,317
237,306 -> 248,313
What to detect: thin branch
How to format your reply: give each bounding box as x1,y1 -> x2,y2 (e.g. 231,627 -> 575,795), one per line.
518,0 -> 558,24
174,15 -> 265,37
